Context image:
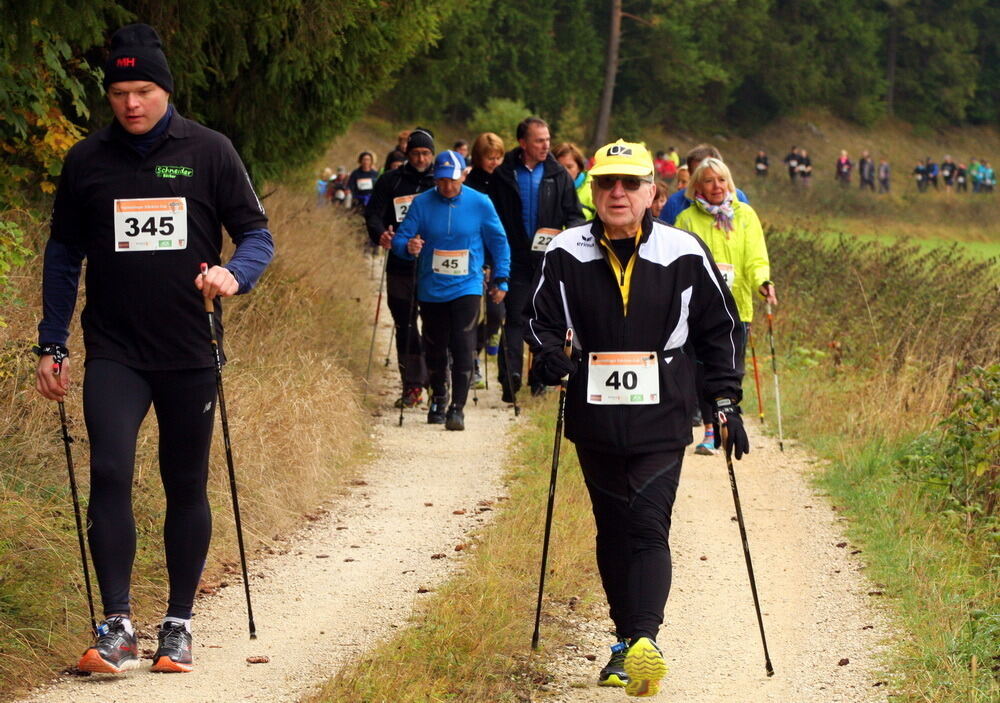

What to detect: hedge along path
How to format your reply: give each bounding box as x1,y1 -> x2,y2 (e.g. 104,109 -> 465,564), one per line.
21,262 -> 514,703
544,428 -> 895,702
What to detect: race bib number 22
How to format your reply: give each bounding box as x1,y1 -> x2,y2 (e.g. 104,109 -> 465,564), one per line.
114,197 -> 188,251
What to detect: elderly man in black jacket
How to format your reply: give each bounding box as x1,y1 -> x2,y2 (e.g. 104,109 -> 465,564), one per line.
528,139 -> 748,696
492,117 -> 585,401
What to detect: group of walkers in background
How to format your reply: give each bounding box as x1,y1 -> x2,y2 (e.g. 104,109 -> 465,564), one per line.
751,146 -> 996,195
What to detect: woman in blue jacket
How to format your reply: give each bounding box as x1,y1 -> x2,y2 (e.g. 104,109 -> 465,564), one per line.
392,151 -> 511,430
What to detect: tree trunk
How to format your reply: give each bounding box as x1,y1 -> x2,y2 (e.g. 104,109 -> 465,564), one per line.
593,0 -> 621,149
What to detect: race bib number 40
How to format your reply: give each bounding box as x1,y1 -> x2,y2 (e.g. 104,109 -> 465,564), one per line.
114,197 -> 187,251
393,194 -> 416,222
531,227 -> 560,252
587,351 -> 659,405
432,249 -> 469,276
717,262 -> 735,289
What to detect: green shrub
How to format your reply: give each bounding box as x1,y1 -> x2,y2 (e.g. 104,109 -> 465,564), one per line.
900,365 -> 1000,532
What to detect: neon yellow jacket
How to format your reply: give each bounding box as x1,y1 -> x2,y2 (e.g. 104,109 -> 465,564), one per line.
576,172 -> 595,221
674,200 -> 770,322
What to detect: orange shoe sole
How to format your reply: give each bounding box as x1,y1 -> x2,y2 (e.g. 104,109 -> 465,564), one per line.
150,655 -> 193,673
77,648 -> 141,674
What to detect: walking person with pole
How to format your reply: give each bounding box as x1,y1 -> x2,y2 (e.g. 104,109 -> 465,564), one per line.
528,140 -> 748,697
34,23 -> 273,674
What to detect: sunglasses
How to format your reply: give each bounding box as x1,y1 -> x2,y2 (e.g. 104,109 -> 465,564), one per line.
594,175 -> 652,191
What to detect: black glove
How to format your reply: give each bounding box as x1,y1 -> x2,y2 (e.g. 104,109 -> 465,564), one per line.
712,399 -> 750,460
534,350 -> 577,386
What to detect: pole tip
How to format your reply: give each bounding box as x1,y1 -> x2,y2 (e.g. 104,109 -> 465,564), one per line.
766,663 -> 774,677
250,632 -> 258,640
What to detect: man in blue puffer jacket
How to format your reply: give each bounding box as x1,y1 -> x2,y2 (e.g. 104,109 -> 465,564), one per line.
392,150 -> 511,430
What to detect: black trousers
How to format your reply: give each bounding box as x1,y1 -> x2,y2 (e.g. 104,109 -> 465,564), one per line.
386,268 -> 427,389
420,294 -> 481,409
83,359 -> 216,619
576,447 -> 684,641
498,268 -> 534,392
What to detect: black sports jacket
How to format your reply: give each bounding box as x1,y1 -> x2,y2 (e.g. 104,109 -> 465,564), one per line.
528,212 -> 743,454
364,162 -> 435,276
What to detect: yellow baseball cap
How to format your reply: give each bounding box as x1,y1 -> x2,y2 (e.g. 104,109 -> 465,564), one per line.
589,139 -> 654,177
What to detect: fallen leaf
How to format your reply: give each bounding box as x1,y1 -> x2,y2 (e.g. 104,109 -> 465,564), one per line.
417,586 -> 431,593
424,502 -> 433,507
700,556 -> 708,561
862,625 -> 874,630
836,542 -> 848,548
344,557 -> 355,562
246,656 -> 270,664
584,654 -> 597,661
850,549 -> 862,555
316,554 -> 330,559
838,658 -> 850,666
453,509 -> 467,515
350,479 -> 368,486
336,526 -> 348,530
867,590 -> 884,596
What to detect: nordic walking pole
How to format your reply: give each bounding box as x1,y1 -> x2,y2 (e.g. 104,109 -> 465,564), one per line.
51,351 -> 97,636
363,249 -> 389,400
500,326 -> 521,416
765,303 -> 784,451
200,264 -> 257,639
531,329 -> 573,650
720,420 -> 774,676
748,327 -> 765,423
383,325 -> 395,367
399,249 -> 420,427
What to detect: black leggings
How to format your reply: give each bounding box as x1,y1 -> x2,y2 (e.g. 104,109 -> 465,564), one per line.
386,268 -> 427,389
419,295 -> 480,409
576,447 -> 684,642
83,360 -> 216,619
498,270 -> 534,390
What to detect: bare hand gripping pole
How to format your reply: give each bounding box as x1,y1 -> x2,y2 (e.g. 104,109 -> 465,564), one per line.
200,264 -> 257,639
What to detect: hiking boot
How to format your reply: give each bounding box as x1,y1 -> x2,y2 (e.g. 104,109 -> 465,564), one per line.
427,396 -> 447,424
445,405 -> 465,431
692,409 -> 703,426
501,372 -> 521,404
76,616 -> 141,674
694,440 -> 715,456
623,637 -> 667,697
472,359 -> 486,390
394,386 -> 423,409
150,622 -> 193,673
530,382 -> 547,397
598,639 -> 629,687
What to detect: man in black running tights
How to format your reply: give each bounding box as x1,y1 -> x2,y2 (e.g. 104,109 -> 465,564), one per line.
34,24 -> 273,675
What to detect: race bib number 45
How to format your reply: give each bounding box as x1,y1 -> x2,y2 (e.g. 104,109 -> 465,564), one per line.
114,197 -> 188,251
432,249 -> 469,276
531,227 -> 560,252
587,351 -> 659,405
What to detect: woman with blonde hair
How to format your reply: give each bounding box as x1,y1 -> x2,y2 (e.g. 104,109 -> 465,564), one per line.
675,157 -> 777,455
553,142 -> 595,220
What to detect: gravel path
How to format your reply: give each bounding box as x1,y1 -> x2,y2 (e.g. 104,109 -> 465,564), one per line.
22,283 -> 514,703
541,429 -> 895,702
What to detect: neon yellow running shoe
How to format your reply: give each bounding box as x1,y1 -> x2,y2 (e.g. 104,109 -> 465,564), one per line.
623,637 -> 667,697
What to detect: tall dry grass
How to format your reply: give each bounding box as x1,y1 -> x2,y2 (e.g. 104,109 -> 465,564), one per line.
0,172 -> 379,695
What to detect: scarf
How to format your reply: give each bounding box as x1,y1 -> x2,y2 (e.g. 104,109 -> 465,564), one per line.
694,192 -> 735,235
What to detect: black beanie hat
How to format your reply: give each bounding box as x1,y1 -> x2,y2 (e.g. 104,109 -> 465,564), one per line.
406,127 -> 435,154
103,24 -> 174,93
